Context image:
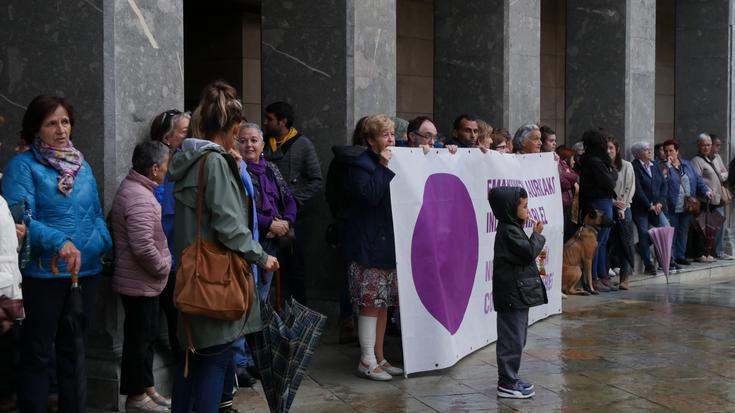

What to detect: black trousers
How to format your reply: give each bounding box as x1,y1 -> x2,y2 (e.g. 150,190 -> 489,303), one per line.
159,272 -> 182,360
18,276 -> 98,413
496,309 -> 529,386
278,219 -> 307,305
120,294 -> 159,396
0,322 -> 20,399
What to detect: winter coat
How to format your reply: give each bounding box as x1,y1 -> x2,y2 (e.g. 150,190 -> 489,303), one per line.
579,153 -> 617,213
111,169 -> 172,297
325,145 -> 366,244
613,159 -> 636,211
665,159 -> 710,213
263,134 -> 323,207
692,155 -> 724,205
0,196 -> 22,300
342,150 -> 396,269
631,158 -> 668,213
169,139 -> 267,350
2,151 -> 112,279
558,160 -> 578,208
489,187 -> 548,312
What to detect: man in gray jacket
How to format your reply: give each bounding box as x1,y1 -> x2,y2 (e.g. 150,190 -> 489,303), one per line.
263,101 -> 323,304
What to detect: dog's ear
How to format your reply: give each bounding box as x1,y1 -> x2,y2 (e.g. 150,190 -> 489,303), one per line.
588,209 -> 598,219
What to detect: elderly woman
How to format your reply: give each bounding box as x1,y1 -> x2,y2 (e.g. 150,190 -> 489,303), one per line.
343,114 -> 402,381
578,130 -> 617,292
630,141 -> 669,275
111,141 -> 172,411
663,139 -> 712,267
708,134 -> 731,260
150,109 -> 191,360
2,95 -> 112,412
512,123 -> 542,154
168,81 -> 278,413
691,133 -> 729,261
607,137 -> 636,289
238,122 -> 297,299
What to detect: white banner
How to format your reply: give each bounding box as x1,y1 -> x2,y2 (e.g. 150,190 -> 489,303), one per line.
389,148 -> 563,375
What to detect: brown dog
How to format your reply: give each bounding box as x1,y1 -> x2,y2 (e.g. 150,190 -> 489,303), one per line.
562,209 -> 612,295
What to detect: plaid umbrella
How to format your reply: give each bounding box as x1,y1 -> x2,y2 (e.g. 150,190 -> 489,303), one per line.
248,299 -> 327,413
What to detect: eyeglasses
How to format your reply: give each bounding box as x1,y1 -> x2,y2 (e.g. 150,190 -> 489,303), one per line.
412,131 -> 436,141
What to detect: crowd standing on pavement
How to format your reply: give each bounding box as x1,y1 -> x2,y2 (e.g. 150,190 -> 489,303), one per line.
1,80 -> 735,410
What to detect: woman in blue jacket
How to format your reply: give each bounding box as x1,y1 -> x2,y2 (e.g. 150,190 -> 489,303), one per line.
342,114 -> 402,381
662,139 -> 712,265
2,95 -> 112,413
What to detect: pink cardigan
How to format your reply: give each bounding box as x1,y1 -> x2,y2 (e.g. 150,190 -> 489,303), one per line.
111,170 -> 171,296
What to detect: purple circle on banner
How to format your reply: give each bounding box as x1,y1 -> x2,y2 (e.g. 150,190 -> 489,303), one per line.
411,173 -> 478,335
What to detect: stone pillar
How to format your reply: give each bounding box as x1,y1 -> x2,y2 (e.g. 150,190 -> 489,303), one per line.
261,0 -> 396,308
565,0 -> 655,151
1,0 -> 183,409
675,0 -> 732,159
434,0 -> 540,135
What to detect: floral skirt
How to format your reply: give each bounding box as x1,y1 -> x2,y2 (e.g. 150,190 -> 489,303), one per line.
348,262 -> 398,308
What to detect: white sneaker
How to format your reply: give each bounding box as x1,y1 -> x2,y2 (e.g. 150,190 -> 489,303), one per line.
357,362 -> 392,381
125,395 -> 169,412
379,359 -> 404,376
717,254 -> 734,260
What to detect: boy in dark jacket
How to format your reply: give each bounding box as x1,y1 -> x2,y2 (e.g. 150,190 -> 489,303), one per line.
488,186 -> 548,399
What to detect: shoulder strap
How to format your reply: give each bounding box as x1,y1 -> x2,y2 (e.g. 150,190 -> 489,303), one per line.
195,152 -> 212,243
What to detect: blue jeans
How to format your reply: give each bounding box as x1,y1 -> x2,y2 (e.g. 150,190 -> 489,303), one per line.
670,212 -> 692,261
172,342 -> 234,413
232,336 -> 254,369
632,209 -> 667,268
588,198 -> 612,280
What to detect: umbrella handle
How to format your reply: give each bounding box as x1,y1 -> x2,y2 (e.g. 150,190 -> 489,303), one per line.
50,255 -> 79,283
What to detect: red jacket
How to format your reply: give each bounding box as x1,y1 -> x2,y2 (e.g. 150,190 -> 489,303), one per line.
111,170 -> 171,296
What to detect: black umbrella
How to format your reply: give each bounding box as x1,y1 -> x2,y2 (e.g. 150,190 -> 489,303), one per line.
248,299 -> 327,413
51,255 -> 87,412
694,205 -> 725,257
609,214 -> 636,272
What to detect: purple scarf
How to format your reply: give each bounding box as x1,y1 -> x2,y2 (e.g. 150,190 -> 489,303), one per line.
246,157 -> 284,220
32,138 -> 84,196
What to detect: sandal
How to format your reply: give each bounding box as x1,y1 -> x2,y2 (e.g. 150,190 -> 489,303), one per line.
356,361 -> 392,381
379,359 -> 404,376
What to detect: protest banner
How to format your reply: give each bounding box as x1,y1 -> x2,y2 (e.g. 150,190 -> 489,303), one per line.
389,148 -> 563,375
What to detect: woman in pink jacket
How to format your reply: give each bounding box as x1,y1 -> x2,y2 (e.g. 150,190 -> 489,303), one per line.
111,141 -> 172,412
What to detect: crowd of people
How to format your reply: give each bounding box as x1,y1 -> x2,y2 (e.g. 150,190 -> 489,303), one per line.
1,79 -> 734,410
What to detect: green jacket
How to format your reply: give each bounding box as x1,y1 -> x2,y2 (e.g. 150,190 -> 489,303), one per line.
169,139 -> 267,350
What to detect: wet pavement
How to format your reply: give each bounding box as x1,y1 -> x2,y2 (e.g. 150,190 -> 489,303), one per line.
233,272 -> 735,412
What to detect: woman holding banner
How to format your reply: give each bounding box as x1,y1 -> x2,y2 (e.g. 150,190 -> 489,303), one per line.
342,114 -> 403,381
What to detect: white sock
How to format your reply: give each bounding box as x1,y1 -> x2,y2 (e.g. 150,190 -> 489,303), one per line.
358,315 -> 378,367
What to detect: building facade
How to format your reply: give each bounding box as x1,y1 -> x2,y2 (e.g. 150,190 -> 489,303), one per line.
1,0 -> 734,408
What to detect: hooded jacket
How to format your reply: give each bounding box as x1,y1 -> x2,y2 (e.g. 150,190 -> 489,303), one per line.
169,139 -> 267,350
489,187 -> 548,312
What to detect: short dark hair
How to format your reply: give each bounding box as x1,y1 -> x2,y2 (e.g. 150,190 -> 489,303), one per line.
654,143 -> 663,151
352,116 -> 369,146
710,133 -> 720,143
540,125 -> 556,144
132,141 -> 168,176
452,114 -> 477,131
662,138 -> 679,151
607,136 -> 623,171
21,95 -> 75,144
265,101 -> 295,129
581,129 -> 607,156
407,116 -> 433,136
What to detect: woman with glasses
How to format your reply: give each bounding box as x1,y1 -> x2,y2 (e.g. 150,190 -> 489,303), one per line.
150,109 -> 191,361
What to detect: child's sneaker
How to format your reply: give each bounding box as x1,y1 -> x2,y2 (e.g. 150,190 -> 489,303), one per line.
497,382 -> 535,399
518,378 -> 534,391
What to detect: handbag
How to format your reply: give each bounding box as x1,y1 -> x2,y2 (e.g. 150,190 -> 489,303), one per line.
721,187 -> 733,205
677,172 -> 701,215
174,152 -> 255,322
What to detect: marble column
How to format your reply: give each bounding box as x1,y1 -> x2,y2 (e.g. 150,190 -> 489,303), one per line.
565,0 -> 655,151
675,0 -> 732,159
261,0 -> 396,308
1,0 -> 183,409
434,0 -> 540,135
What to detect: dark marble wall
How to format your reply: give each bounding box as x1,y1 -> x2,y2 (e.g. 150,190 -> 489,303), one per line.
566,0 -> 627,144
675,0 -> 731,159
434,0 -> 506,135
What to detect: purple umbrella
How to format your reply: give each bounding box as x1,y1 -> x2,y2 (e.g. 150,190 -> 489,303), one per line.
648,226 -> 675,282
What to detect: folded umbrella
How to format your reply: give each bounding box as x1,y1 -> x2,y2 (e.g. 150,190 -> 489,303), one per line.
694,208 -> 725,257
610,216 -> 636,272
249,299 -> 326,413
648,226 -> 675,282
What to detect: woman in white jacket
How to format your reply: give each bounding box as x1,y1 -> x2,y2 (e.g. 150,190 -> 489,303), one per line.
607,137 -> 636,290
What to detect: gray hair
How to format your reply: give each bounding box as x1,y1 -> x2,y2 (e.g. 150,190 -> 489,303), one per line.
571,141 -> 584,152
512,123 -> 540,152
697,133 -> 711,145
132,141 -> 169,175
240,122 -> 264,140
630,141 -> 650,159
